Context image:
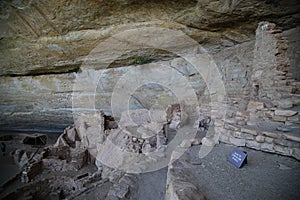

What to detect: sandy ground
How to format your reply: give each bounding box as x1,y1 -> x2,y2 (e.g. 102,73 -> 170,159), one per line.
187,143 -> 300,200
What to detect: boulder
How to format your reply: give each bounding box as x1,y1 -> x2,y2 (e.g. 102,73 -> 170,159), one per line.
166,152 -> 206,200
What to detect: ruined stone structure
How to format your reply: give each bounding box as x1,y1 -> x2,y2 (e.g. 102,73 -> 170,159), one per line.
217,22 -> 300,160
0,0 -> 299,199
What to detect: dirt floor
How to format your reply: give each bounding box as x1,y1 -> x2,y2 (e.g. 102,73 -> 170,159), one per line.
187,143 -> 300,200
133,167 -> 168,200
129,143 -> 300,200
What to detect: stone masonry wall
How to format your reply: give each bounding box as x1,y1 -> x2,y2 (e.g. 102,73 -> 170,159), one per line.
218,22 -> 300,160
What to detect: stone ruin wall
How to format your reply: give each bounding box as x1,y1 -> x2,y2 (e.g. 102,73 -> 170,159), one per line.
218,22 -> 300,160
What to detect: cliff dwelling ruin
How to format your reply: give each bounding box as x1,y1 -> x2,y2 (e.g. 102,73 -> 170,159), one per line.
0,0 -> 299,200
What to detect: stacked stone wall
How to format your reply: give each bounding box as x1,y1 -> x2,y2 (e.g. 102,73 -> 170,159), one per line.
218,22 -> 300,159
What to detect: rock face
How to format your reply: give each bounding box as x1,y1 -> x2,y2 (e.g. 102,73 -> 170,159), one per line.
166,150 -> 206,200
0,0 -> 299,76
0,73 -> 76,132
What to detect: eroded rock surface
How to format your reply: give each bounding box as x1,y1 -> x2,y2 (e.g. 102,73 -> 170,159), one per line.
0,0 -> 300,133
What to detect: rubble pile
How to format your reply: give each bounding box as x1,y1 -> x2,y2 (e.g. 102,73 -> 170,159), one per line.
0,104 -> 197,199
107,108 -> 169,155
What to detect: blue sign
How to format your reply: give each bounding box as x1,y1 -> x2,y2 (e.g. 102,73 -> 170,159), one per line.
228,148 -> 247,168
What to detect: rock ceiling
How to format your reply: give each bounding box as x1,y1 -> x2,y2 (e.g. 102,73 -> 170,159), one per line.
0,0 -> 299,76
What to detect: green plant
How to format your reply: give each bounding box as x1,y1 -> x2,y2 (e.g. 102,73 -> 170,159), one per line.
130,56 -> 151,65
